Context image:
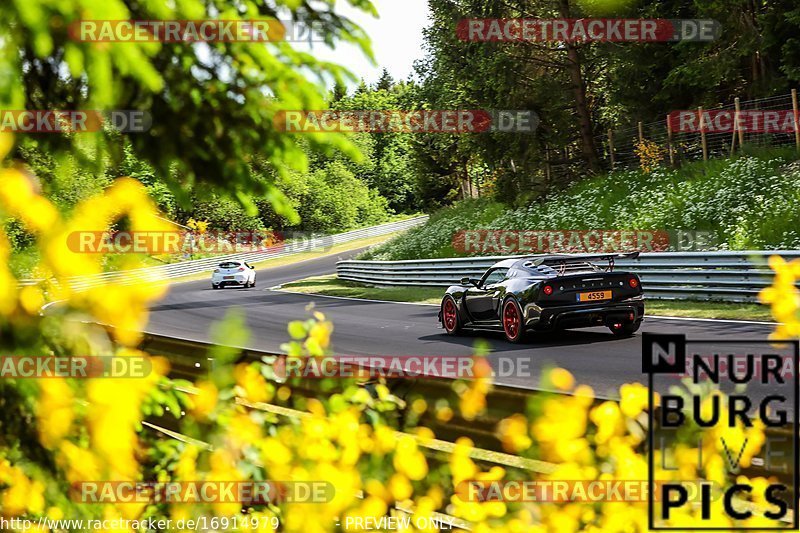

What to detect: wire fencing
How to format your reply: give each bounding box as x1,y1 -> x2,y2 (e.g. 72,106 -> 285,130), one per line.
595,91 -> 800,171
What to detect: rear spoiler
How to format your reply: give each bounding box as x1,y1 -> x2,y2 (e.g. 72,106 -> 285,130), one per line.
525,252 -> 639,273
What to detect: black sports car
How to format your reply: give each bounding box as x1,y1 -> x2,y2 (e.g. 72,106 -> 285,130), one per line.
438,252 -> 644,343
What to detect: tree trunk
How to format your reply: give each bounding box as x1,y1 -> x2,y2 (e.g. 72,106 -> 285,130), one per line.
457,160 -> 470,199
558,0 -> 600,173
466,160 -> 472,198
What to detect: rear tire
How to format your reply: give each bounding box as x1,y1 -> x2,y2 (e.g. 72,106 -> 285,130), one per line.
441,296 -> 462,335
609,319 -> 641,337
212,284 -> 220,290
502,297 -> 527,344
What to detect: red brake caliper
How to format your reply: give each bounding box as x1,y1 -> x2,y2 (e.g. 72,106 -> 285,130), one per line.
444,300 -> 456,330
504,303 -> 518,337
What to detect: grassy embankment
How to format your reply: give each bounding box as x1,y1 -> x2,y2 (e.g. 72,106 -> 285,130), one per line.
283,151 -> 800,322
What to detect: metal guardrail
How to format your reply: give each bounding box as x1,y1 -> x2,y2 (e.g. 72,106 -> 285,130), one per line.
139,331 -> 563,465
143,331 -> 788,490
139,331 -> 484,530
17,216 -> 427,291
337,251 -> 800,302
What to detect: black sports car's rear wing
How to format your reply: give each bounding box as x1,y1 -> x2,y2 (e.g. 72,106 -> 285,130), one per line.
524,252 -> 639,274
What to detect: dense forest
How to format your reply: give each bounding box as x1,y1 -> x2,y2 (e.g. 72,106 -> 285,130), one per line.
6,0 -> 800,247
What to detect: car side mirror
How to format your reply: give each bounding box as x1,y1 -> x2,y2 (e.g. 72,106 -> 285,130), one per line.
460,277 -> 471,285
461,277 -> 480,287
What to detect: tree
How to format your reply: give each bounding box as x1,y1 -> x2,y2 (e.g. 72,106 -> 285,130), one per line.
375,68 -> 394,90
415,0 -> 550,203
0,0 -> 378,218
330,81 -> 349,103
333,82 -> 421,212
354,79 -> 370,94
558,0 -> 600,172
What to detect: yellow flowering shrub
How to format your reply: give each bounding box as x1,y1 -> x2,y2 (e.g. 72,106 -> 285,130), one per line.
0,131 -> 794,532
760,255 -> 800,338
634,139 -> 666,174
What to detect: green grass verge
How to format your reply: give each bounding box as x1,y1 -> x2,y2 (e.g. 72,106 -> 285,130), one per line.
280,275 -> 444,304
644,300 -> 774,321
280,275 -> 776,322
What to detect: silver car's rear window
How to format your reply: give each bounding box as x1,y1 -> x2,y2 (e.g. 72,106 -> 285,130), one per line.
218,262 -> 241,268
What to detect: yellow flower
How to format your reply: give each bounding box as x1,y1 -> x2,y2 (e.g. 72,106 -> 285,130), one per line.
234,363 -> 272,403
18,285 -> 45,315
590,401 -> 624,444
306,320 -> 333,355
436,405 -> 454,422
0,229 -> 16,316
0,466 -> 45,516
393,435 -> 428,481
372,425 -> 396,455
760,255 -> 800,337
498,414 -> 532,453
176,445 -> 199,481
388,473 -> 413,501
260,438 -> 293,465
449,437 -> 478,486
619,382 -> 649,418
227,412 -> 263,450
549,368 -> 575,391
57,441 -> 101,483
190,380 -> 218,419
37,378 -> 74,448
459,378 -> 490,421
0,169 -> 59,233
0,132 -> 12,157
206,449 -> 243,516
84,352 -> 161,480
634,139 -> 665,173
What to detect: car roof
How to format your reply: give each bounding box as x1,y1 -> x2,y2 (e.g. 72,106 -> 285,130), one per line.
489,256 -> 596,279
490,255 -> 594,275
488,258 -> 520,269
219,259 -> 244,265
491,252 -> 639,271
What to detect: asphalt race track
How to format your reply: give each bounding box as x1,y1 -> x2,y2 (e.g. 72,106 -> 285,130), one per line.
144,248 -> 779,399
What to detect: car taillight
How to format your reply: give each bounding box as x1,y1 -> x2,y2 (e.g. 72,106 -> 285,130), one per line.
629,277 -> 639,288
543,285 -> 553,295
238,267 -> 245,272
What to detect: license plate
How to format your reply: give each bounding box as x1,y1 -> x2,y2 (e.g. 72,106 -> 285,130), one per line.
223,276 -> 234,280
577,290 -> 612,302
